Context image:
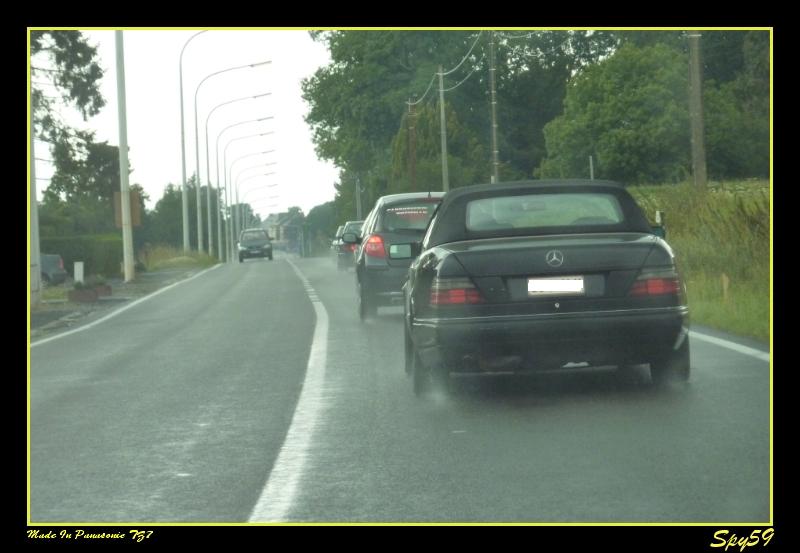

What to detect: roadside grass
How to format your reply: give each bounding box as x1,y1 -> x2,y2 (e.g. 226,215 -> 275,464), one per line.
141,245 -> 218,271
40,284 -> 68,302
628,179 -> 770,341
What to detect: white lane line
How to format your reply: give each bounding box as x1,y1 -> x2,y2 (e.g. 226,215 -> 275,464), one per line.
249,258 -> 328,523
690,330 -> 770,363
30,264 -> 221,348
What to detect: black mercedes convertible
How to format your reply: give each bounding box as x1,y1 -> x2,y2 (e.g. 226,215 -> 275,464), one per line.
400,180 -> 690,395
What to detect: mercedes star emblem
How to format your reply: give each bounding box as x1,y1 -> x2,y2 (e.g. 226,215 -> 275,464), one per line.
545,250 -> 564,267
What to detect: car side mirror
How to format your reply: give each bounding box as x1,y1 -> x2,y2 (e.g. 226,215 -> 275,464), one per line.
388,242 -> 421,260
342,232 -> 360,244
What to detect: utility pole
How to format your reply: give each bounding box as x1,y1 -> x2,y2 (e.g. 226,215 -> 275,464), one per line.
489,31 -> 500,184
688,33 -> 708,188
408,100 -> 417,191
438,65 -> 449,192
116,31 -> 135,282
30,99 -> 41,307
355,175 -> 362,219
589,155 -> 595,180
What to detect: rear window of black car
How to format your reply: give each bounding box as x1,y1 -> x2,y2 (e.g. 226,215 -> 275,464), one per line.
379,201 -> 439,232
466,193 -> 624,232
424,184 -> 652,247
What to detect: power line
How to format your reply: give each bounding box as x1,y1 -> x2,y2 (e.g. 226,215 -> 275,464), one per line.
442,53 -> 485,92
408,73 -> 437,106
408,31 -> 484,105
496,31 -> 536,40
441,31 -> 484,76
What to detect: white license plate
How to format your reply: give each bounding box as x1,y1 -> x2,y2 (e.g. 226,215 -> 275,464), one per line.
528,276 -> 585,296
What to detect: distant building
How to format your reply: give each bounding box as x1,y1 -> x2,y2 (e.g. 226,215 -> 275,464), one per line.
262,210 -> 304,251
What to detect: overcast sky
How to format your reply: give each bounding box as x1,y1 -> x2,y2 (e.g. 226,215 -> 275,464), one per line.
34,29 -> 340,218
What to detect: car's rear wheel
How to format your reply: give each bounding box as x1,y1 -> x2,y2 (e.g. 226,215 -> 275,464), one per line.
650,338 -> 691,386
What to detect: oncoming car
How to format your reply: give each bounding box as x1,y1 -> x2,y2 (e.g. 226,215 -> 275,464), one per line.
238,228 -> 273,262
401,180 -> 690,395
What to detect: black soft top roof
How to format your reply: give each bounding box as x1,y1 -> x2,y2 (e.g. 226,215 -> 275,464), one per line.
426,179 -> 652,247
440,179 -> 624,204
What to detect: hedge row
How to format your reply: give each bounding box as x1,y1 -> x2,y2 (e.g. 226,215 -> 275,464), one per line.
39,234 -> 123,278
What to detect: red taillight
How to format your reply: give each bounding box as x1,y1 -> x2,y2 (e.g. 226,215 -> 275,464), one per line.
347,243 -> 357,252
364,235 -> 386,258
430,277 -> 485,306
629,269 -> 681,296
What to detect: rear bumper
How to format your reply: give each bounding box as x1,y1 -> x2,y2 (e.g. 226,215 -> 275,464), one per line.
240,247 -> 272,258
412,306 -> 689,371
361,266 -> 409,304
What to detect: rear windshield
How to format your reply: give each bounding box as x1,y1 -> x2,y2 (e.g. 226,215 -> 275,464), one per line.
241,230 -> 269,241
466,193 -> 624,232
379,201 -> 439,232
343,222 -> 363,234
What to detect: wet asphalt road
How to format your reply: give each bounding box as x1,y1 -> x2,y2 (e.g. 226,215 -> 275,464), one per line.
29,254 -> 770,523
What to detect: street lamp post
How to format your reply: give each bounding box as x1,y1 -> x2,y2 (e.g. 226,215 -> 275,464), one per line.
234,164 -> 277,234
238,173 -> 277,227
215,117 -> 274,261
228,152 -> 276,242
223,138 -> 275,257
179,30 -> 207,252
204,92 -> 271,258
193,59 -> 271,253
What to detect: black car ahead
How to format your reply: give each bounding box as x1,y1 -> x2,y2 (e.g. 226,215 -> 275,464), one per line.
238,228 -> 273,262
401,180 -> 690,395
336,220 -> 364,270
343,192 -> 445,320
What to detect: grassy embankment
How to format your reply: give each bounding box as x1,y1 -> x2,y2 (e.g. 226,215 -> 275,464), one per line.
628,180 -> 770,342
139,245 -> 218,271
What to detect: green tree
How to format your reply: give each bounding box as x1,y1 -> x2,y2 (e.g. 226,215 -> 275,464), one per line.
304,29 -> 619,203
141,183 -> 183,248
142,177 -> 218,252
391,101 -> 489,192
538,43 -> 692,183
306,201 -> 336,236
539,33 -> 769,183
31,31 -> 105,133
45,139 -> 124,203
31,31 -> 107,190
